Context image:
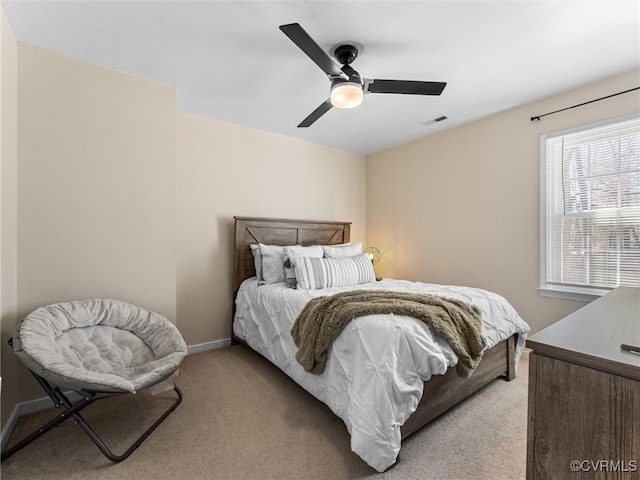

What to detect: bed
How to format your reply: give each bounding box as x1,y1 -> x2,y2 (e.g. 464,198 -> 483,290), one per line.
231,216 -> 529,472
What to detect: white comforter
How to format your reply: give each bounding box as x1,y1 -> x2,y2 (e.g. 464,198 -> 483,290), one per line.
233,278 -> 529,472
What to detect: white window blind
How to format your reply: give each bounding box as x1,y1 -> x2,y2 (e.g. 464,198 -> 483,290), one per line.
541,114 -> 640,298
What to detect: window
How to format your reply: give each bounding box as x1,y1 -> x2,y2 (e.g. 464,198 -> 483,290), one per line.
540,114 -> 640,301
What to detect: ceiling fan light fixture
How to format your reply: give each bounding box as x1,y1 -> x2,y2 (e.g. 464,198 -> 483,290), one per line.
330,80 -> 363,109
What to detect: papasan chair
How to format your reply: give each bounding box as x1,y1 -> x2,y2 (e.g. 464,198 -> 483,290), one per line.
1,299 -> 188,462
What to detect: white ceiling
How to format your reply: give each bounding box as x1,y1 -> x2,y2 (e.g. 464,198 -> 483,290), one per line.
3,1 -> 639,155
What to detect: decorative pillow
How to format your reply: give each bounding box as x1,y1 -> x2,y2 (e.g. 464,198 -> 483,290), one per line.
283,245 -> 323,288
258,244 -> 286,284
283,245 -> 323,259
284,258 -> 297,289
293,254 -> 376,290
322,242 -> 362,258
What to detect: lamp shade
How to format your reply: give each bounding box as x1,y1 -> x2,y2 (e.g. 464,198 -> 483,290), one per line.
364,247 -> 381,265
330,80 -> 363,109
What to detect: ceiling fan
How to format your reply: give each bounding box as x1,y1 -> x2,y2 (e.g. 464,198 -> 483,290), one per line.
279,23 -> 447,128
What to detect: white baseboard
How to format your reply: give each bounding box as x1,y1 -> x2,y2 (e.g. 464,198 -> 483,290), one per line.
1,338 -> 231,451
187,338 -> 231,355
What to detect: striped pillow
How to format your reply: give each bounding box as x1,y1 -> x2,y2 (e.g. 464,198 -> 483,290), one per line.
293,254 -> 375,290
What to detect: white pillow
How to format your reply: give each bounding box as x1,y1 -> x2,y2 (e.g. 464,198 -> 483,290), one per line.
322,242 -> 362,258
293,254 -> 376,290
257,244 -> 286,284
283,245 -> 323,260
283,245 -> 323,288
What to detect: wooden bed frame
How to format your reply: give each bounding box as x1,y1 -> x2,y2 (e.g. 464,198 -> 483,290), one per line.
232,216 -> 516,441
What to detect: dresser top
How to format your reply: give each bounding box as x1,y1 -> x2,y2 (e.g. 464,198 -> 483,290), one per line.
527,287 -> 640,380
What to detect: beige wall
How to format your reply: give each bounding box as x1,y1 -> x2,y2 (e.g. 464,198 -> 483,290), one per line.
14,44 -> 177,403
1,5 -> 19,430
367,68 -> 640,334
176,112 -> 366,345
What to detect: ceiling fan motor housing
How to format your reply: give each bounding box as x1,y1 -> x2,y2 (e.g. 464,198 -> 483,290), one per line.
334,44 -> 359,65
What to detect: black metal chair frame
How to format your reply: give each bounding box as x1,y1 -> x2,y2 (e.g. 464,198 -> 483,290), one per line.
1,340 -> 182,462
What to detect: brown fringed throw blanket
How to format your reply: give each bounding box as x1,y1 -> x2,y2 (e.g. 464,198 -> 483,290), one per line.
291,290 -> 485,377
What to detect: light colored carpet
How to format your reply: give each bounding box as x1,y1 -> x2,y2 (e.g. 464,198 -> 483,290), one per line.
1,345 -> 529,480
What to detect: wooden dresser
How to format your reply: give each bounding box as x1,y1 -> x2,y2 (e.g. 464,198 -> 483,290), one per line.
526,287 -> 640,480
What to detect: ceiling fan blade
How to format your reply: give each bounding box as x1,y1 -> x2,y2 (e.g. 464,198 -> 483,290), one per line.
280,23 -> 344,78
365,79 -> 447,95
298,99 -> 333,128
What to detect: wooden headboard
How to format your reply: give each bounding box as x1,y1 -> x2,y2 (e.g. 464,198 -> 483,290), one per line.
233,217 -> 351,293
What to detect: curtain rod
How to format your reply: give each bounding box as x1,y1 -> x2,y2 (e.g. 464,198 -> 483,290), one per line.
530,86 -> 640,122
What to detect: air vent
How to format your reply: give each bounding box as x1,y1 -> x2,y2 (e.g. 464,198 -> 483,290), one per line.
421,115 -> 448,126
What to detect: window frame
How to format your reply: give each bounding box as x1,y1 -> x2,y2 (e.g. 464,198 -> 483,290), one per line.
538,113 -> 640,302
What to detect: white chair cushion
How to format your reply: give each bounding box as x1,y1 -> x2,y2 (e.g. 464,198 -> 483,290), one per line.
13,299 -> 188,393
